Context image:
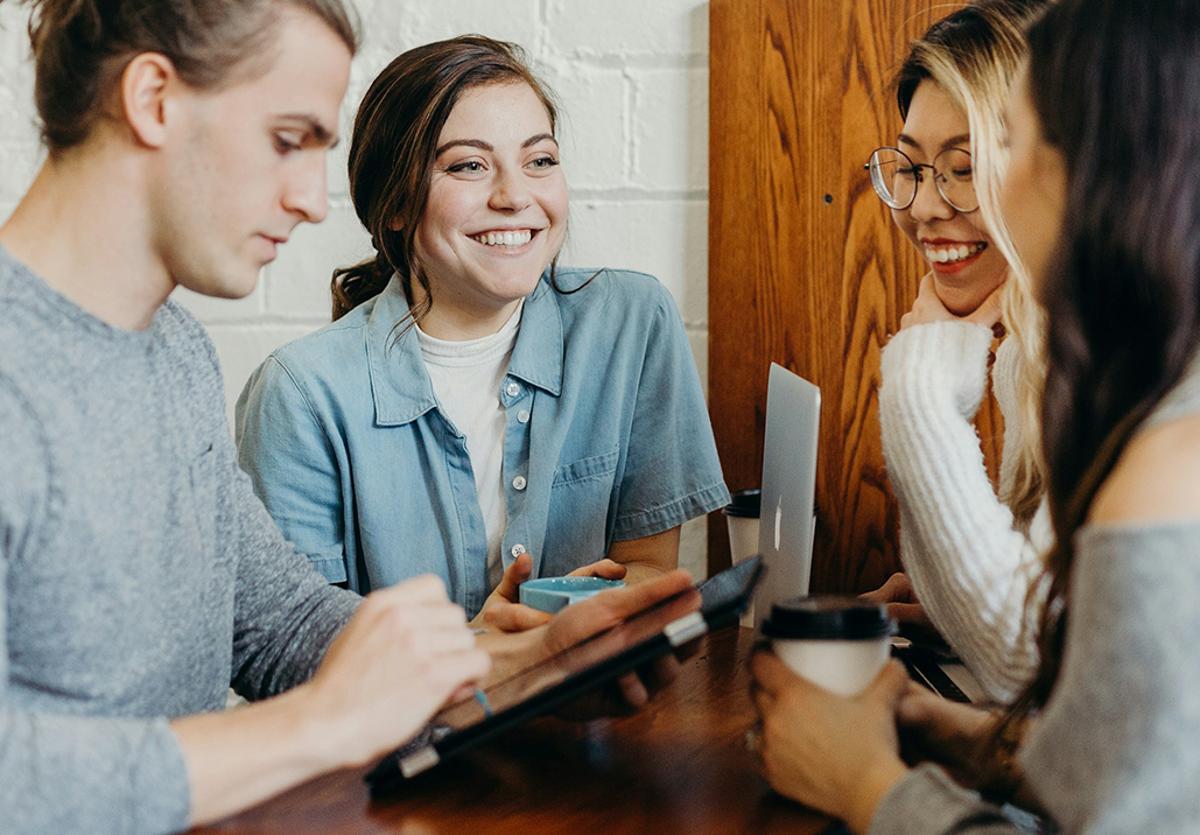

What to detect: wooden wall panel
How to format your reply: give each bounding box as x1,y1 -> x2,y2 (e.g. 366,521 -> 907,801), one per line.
708,0 -> 1003,591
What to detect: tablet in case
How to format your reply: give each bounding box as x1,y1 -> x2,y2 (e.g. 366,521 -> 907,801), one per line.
365,556 -> 764,794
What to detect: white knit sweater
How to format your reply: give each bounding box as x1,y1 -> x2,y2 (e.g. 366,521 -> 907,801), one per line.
879,321 -> 1050,702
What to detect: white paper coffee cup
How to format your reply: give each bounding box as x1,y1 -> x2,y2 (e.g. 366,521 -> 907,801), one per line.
762,596 -> 895,697
723,489 -> 761,627
725,515 -> 759,565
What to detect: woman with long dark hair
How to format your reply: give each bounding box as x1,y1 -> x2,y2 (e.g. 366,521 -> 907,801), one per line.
235,36 -> 728,629
751,0 -> 1200,830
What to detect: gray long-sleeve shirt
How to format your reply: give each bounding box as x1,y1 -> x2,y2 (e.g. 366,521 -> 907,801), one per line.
872,365 -> 1200,833
0,248 -> 360,833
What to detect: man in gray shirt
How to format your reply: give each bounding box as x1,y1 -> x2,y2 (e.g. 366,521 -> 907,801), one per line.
0,1 -> 695,831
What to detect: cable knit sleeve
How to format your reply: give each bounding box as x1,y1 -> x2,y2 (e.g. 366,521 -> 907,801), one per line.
879,321 -> 1044,702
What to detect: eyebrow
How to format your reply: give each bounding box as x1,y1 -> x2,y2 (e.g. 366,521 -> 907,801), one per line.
435,132 -> 559,156
276,113 -> 339,149
522,132 -> 558,148
897,132 -> 971,152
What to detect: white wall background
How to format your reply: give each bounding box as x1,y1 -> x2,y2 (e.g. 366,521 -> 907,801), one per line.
0,0 -> 713,577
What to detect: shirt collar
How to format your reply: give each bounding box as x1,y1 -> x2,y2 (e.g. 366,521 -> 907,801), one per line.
366,272 -> 564,426
506,275 -> 564,397
366,276 -> 437,426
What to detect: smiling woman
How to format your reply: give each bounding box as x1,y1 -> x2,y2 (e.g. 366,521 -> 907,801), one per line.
413,81 -> 568,336
885,82 -> 1008,309
854,0 -> 1055,705
234,36 -> 729,630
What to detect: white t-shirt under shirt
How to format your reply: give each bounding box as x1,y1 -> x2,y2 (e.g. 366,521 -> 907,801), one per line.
417,302 -> 523,591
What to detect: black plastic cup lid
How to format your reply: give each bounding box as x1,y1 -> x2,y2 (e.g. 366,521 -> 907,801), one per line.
761,596 -> 895,641
723,488 -> 761,518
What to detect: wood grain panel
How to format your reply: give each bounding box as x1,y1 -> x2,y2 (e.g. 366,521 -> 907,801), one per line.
708,0 -> 1003,591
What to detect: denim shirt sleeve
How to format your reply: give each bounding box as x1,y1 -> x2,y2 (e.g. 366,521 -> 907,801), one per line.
235,355 -> 349,584
612,290 -> 730,540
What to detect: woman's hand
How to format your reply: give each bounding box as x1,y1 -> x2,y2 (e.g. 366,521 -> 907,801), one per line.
471,554 -> 629,633
545,568 -> 697,715
859,572 -> 931,626
751,652 -> 910,832
476,569 -> 699,717
897,684 -> 999,784
858,572 -> 951,648
900,274 -> 1005,331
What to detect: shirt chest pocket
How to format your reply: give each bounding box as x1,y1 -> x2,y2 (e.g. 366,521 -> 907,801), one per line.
543,446 -> 620,572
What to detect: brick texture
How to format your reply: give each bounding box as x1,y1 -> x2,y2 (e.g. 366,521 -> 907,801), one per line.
0,0 -> 712,577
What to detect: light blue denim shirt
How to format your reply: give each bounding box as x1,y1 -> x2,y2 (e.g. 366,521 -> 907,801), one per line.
235,267 -> 729,615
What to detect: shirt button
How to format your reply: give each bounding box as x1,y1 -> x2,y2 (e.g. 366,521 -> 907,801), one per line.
505,381 -> 522,397
517,409 -> 530,424
511,543 -> 526,558
512,475 -> 527,491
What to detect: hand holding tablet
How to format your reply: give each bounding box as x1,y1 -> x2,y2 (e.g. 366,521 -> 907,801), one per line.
366,558 -> 763,791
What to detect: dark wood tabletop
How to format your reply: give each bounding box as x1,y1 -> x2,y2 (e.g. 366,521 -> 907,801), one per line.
197,627 -> 841,834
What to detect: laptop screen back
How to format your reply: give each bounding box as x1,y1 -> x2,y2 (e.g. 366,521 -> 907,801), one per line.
754,363 -> 821,628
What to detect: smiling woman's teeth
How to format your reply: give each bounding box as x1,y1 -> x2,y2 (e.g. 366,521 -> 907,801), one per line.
472,229 -> 533,247
927,243 -> 985,263
924,242 -> 987,263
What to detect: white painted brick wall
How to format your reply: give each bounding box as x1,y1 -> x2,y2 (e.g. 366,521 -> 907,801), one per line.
0,0 -> 713,577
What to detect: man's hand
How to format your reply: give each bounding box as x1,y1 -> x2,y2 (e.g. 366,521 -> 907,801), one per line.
302,575 -> 490,768
175,575 -> 489,826
472,553 -> 628,633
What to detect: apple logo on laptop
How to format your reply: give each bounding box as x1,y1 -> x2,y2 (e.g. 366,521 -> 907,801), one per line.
774,496 -> 784,552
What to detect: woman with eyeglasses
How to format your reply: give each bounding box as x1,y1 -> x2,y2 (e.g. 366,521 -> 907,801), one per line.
859,0 -> 1051,702
752,0 -> 1200,829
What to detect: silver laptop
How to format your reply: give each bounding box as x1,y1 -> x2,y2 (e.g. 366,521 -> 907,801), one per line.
754,363 -> 821,629
749,366 -> 986,702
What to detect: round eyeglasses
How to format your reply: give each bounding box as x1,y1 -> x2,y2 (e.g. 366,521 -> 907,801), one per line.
864,146 -> 978,213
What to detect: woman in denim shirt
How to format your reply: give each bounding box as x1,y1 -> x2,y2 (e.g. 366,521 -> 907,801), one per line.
235,36 -> 729,628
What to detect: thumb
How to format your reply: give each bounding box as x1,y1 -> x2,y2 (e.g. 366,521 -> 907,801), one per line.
966,283 -> 1005,327
484,601 -> 552,632
493,553 -> 534,603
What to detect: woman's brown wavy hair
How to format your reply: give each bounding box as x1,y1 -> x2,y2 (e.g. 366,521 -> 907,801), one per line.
330,35 -> 563,324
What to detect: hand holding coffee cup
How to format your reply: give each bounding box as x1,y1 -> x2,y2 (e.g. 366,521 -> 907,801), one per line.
761,596 -> 896,697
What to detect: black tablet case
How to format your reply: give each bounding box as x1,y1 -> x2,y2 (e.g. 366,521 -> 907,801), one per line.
366,556 -> 764,794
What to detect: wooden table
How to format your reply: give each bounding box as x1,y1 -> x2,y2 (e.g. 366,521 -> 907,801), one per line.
198,628 -> 841,834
